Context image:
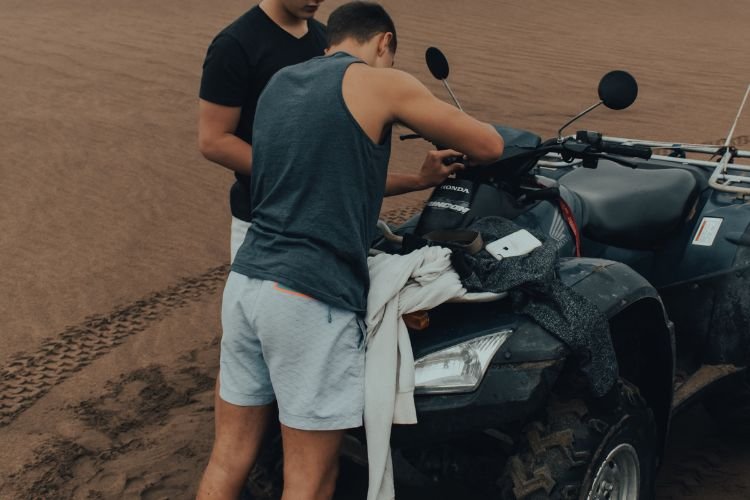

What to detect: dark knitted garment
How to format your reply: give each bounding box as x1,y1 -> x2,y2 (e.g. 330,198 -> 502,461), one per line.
450,216 -> 617,397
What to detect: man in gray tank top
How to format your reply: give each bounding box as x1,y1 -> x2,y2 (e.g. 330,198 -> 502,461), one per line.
197,3 -> 505,498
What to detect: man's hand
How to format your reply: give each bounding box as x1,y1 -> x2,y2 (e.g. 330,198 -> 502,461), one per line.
417,149 -> 466,189
384,149 -> 466,197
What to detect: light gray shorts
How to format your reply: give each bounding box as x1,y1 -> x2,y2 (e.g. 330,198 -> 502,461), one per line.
219,272 -> 365,430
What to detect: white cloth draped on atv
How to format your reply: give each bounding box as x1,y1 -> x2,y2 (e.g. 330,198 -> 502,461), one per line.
364,245 -> 495,500
451,216 -> 617,398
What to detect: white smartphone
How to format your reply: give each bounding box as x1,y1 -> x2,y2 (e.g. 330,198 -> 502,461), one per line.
485,230 -> 542,261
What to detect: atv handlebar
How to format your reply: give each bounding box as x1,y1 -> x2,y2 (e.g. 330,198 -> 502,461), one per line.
495,138 -> 651,166
598,141 -> 653,160
400,128 -> 655,178
526,134 -> 654,170
573,131 -> 652,160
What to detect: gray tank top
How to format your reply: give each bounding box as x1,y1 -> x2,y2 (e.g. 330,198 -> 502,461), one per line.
232,52 -> 391,313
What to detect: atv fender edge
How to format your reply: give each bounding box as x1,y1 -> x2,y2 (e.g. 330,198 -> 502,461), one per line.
560,257 -> 675,457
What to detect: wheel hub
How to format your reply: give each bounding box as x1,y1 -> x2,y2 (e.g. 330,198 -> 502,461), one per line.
586,443 -> 640,500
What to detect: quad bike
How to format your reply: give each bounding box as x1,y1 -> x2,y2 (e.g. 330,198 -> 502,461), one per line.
416,47 -> 750,421
246,49 -> 750,499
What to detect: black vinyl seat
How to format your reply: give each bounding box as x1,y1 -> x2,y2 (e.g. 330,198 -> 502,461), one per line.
560,160 -> 699,249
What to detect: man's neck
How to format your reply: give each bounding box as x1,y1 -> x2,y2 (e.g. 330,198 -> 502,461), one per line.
328,43 -> 374,66
259,0 -> 308,37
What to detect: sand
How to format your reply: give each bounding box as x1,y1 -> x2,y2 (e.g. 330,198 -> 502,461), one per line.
1,0 -> 749,497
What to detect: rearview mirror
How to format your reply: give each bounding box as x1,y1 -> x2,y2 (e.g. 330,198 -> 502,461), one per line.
425,47 -> 450,80
598,70 -> 638,110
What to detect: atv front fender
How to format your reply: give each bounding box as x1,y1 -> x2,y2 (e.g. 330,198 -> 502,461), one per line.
560,257 -> 675,455
402,258 -> 674,453
559,257 -> 660,315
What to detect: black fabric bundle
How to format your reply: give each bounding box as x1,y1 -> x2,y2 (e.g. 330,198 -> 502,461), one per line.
450,216 -> 617,397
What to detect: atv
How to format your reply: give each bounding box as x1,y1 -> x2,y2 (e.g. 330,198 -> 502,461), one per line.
246,48 -> 750,499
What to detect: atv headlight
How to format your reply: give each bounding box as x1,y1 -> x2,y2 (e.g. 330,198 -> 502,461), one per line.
414,330 -> 513,395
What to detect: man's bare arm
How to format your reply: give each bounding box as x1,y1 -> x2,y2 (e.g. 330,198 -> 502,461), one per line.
384,149 -> 465,196
198,99 -> 253,176
383,71 -> 504,164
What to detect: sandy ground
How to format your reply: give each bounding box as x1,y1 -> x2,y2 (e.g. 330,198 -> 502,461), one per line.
1,0 -> 750,498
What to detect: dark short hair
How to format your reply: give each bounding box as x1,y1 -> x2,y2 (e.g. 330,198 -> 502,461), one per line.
327,1 -> 398,53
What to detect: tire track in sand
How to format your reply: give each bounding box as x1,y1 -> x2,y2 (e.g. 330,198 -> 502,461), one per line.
0,265 -> 229,428
0,207 -> 419,428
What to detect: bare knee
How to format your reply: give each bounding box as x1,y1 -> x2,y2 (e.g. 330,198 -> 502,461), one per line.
283,457 -> 339,500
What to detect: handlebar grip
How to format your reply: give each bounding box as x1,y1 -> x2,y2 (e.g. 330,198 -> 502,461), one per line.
442,155 -> 465,166
600,141 -> 652,160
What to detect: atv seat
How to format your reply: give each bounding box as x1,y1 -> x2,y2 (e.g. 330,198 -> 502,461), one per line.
560,160 -> 699,249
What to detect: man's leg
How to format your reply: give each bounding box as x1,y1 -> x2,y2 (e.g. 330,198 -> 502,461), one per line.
280,425 -> 345,500
199,273 -> 276,498
197,385 -> 274,499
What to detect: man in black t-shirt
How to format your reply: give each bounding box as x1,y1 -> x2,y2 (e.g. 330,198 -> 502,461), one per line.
199,0 -> 328,263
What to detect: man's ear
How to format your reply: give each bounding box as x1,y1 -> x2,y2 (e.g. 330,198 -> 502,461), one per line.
377,32 -> 393,56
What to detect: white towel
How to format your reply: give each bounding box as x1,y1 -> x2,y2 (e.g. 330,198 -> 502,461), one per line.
364,246 -> 467,500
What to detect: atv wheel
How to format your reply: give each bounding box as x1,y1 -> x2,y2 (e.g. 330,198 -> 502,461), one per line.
499,379 -> 657,500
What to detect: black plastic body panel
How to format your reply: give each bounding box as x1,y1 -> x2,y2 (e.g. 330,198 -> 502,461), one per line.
380,190 -> 674,448
550,159 -> 750,288
393,360 -> 564,446
400,255 -> 671,442
540,159 -> 750,369
661,241 -> 750,366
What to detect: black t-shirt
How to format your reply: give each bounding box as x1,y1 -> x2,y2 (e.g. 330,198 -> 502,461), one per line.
199,6 -> 327,221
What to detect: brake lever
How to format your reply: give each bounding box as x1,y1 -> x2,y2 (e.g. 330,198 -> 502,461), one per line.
400,133 -> 422,141
562,140 -> 640,169
442,155 -> 466,166
597,153 -> 639,169
562,141 -> 591,154
561,140 -> 591,163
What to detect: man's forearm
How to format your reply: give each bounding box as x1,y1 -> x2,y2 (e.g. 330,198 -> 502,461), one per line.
384,173 -> 428,197
385,149 -> 465,196
201,134 -> 253,176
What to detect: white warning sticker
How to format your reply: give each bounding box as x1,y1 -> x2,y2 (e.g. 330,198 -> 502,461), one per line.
692,217 -> 723,246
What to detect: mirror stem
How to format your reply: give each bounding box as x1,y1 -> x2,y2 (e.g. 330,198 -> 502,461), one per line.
442,80 -> 463,111
557,100 -> 603,142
